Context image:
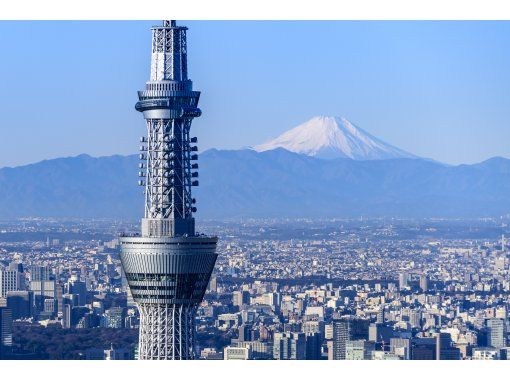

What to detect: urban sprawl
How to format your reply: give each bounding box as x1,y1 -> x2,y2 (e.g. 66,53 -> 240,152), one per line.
1,218 -> 510,360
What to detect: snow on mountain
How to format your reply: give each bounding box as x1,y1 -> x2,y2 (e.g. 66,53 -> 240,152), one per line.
254,116 -> 417,160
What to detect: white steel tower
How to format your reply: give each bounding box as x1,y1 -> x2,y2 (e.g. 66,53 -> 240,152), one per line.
120,20 -> 218,360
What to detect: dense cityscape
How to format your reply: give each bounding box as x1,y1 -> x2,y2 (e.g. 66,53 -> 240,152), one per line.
1,217 -> 510,360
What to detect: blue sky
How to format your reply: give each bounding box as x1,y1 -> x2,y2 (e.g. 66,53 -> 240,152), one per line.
1,21 -> 510,166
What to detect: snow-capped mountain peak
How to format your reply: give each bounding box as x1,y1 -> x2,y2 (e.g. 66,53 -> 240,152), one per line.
254,116 -> 417,160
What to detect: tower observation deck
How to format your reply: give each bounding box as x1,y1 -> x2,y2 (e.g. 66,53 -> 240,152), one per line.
119,20 -> 218,360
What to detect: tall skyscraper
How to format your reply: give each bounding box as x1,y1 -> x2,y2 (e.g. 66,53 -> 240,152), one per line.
238,323 -> 253,342
435,332 -> 460,360
368,323 -> 394,344
419,274 -> 429,292
487,318 -> 506,349
30,266 -> 56,312
30,265 -> 51,281
398,272 -> 409,290
120,20 -> 218,360
6,291 -> 33,319
273,332 -> 306,360
0,269 -> 21,298
409,309 -> 422,328
411,337 -> 436,360
376,307 -> 385,324
67,277 -> 87,306
305,332 -> 322,360
333,317 -> 370,359
332,319 -> 349,360
0,306 -> 12,359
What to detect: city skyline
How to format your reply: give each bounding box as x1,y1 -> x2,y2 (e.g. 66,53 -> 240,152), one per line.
3,0 -> 510,377
2,216 -> 510,360
2,21 -> 510,167
2,16 -> 510,365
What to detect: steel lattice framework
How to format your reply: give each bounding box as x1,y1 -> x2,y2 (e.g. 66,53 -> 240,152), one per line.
119,20 -> 218,360
138,304 -> 195,360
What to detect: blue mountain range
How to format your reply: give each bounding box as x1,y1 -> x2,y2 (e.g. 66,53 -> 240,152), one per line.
1,149 -> 509,219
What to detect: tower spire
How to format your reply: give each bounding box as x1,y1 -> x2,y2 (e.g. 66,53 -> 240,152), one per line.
120,21 -> 218,360
163,20 -> 177,27
136,19 -> 198,237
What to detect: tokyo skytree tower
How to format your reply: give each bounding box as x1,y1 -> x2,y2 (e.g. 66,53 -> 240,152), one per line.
120,20 -> 218,360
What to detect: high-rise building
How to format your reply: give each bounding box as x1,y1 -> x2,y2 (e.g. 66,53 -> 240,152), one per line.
346,340 -> 375,360
302,320 -> 325,338
273,332 -> 306,360
233,290 -> 250,307
409,309 -> 422,328
238,323 -> 253,342
495,256 -> 506,271
235,341 -> 273,360
66,305 -> 90,329
376,307 -> 385,324
103,307 -> 126,329
324,324 -> 334,340
419,275 -> 429,292
6,291 -> 33,319
305,332 -> 322,360
30,279 -> 56,312
399,272 -> 409,290
411,337 -> 436,360
435,332 -> 460,360
62,303 -> 72,329
30,265 -> 51,281
43,298 -> 57,317
351,318 -> 370,340
368,323 -> 394,344
67,278 -> 87,306
332,319 -> 349,359
487,318 -> 506,349
390,338 -> 411,360
56,282 -> 64,318
0,269 -> 21,298
289,332 -> 307,360
0,306 -> 12,359
30,280 -> 55,299
207,274 -> 217,293
119,20 -> 218,360
327,340 -> 335,360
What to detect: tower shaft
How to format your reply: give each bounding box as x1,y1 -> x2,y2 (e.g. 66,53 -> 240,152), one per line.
120,20 -> 218,360
138,304 -> 195,360
136,20 -> 200,238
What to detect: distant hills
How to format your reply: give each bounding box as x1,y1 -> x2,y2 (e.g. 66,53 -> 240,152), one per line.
1,149 -> 510,219
0,154 -> 142,219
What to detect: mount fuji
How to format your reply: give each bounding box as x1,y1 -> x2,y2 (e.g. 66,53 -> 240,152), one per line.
254,116 -> 417,160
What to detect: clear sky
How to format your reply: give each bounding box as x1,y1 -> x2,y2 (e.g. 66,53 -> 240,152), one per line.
1,21 -> 510,167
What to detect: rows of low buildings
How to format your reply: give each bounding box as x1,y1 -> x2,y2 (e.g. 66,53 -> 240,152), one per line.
0,219 -> 137,358
1,218 -> 510,360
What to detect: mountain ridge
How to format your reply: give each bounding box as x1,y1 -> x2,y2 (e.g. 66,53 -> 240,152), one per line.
1,149 -> 509,219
